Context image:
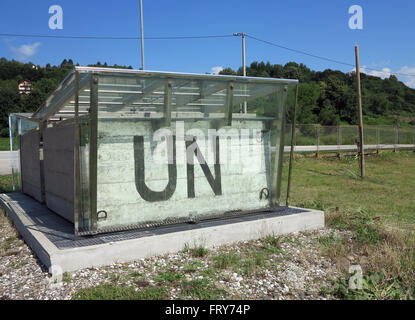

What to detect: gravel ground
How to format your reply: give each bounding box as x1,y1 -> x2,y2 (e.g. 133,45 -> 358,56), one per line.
0,210 -> 347,300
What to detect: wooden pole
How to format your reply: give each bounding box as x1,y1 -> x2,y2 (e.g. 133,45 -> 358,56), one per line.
355,45 -> 365,178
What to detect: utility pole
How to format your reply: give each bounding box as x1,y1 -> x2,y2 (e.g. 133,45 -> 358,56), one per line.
234,32 -> 247,113
139,0 -> 145,70
355,45 -> 365,178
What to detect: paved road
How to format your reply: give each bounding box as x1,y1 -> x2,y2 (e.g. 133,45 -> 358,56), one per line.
282,144 -> 415,152
0,151 -> 17,175
0,144 -> 414,175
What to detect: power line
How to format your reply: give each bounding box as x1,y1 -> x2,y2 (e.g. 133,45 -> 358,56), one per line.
245,33 -> 415,78
245,34 -> 355,68
0,33 -> 234,40
1,31 -> 414,78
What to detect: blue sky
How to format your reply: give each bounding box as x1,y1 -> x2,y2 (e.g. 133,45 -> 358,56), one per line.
1,0 -> 414,87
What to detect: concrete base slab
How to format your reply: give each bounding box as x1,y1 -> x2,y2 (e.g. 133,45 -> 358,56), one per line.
0,193 -> 324,275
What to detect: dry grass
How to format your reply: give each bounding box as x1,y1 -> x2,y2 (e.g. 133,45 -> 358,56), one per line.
322,210 -> 415,299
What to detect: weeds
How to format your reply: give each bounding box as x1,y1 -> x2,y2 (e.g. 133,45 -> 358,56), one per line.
332,272 -> 414,300
153,270 -> 184,283
62,272 -> 71,284
183,244 -> 209,258
180,278 -> 225,300
213,251 -> 240,269
73,284 -> 167,300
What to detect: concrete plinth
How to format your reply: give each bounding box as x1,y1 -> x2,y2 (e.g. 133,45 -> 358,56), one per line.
0,193 -> 324,275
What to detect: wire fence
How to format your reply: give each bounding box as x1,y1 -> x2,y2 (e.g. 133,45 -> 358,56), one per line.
284,124 -> 415,153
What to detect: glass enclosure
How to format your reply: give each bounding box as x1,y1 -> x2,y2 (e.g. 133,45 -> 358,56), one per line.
8,114 -> 39,192
12,67 -> 298,235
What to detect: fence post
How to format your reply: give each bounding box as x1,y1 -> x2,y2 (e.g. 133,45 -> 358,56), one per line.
394,125 -> 398,152
337,125 -> 342,158
413,127 -> 415,151
376,126 -> 380,154
316,125 -> 320,158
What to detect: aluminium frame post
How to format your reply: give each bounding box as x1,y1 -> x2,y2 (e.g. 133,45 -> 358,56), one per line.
39,120 -> 47,203
8,115 -> 15,191
164,80 -> 172,127
242,32 -> 247,114
271,85 -> 288,207
225,82 -> 234,126
74,71 -> 80,234
286,84 -> 298,206
89,74 -> 99,233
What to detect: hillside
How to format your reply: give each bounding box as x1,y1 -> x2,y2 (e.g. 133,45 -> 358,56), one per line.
0,58 -> 132,136
221,62 -> 415,126
1,58 -> 415,137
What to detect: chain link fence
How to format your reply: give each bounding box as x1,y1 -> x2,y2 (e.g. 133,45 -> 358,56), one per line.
284,124 -> 415,153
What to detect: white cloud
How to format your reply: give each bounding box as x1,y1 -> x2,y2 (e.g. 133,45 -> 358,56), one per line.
360,65 -> 392,79
397,66 -> 415,89
10,42 -> 41,61
350,64 -> 415,89
210,66 -> 223,75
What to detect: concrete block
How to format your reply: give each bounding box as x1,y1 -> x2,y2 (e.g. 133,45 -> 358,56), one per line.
0,192 -> 325,275
20,129 -> 43,202
43,123 -> 74,223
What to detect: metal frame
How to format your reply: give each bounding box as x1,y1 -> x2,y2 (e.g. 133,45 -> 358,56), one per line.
271,85 -> 288,207
74,71 -> 80,234
225,82 -> 234,126
286,84 -> 299,206
74,66 -> 298,84
8,115 -> 16,191
89,74 -> 99,233
27,67 -> 297,123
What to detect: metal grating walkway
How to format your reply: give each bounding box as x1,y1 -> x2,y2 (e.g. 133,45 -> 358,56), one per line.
0,193 -> 308,250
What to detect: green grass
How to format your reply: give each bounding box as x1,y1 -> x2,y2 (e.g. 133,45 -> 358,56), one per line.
0,137 -> 10,151
281,151 -> 415,231
0,175 -> 14,193
73,284 -> 167,300
153,270 -> 184,283
183,244 -> 209,258
180,278 -> 225,300
213,250 -> 241,269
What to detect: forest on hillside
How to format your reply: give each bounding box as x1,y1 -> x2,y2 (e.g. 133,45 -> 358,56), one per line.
0,58 -> 132,136
221,62 -> 415,127
0,58 -> 415,136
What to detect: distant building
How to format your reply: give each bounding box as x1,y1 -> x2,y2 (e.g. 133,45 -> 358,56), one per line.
18,81 -> 32,95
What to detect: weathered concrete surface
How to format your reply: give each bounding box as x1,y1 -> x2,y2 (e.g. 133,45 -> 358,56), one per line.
0,192 -> 324,274
20,130 -> 43,202
43,123 -> 74,223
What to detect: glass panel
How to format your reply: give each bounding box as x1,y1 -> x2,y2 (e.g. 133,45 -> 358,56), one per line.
90,71 -> 295,232
76,78 -> 91,233
32,72 -> 76,120
8,115 -> 39,192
